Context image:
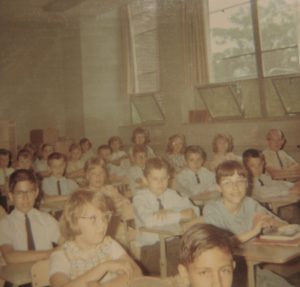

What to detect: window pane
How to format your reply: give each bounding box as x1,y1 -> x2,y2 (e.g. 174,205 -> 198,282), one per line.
258,0 -> 300,76
130,0 -> 157,16
137,72 -> 159,93
131,9 -> 157,35
208,0 -> 256,82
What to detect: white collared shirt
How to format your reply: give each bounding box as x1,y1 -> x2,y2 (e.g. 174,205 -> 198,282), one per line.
262,148 -> 298,169
42,175 -> 78,196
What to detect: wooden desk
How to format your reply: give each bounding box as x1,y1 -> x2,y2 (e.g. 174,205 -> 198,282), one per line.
0,262 -> 33,286
190,191 -> 220,213
253,194 -> 300,214
39,199 -> 66,214
236,241 -> 300,287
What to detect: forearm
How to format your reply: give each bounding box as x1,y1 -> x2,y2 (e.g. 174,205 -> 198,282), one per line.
236,229 -> 259,243
3,249 -> 51,264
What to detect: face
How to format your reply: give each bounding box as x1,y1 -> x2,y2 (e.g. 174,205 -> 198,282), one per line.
267,132 -> 284,151
81,141 -> 91,152
8,180 -> 38,214
71,148 -> 82,161
218,171 -> 247,206
42,146 -> 54,160
216,138 -> 229,154
186,153 -> 204,172
110,140 -> 121,152
18,157 -> 33,170
246,157 -> 264,177
146,168 -> 169,196
98,149 -> 111,161
172,137 -> 184,154
135,133 -> 146,145
179,247 -> 234,287
49,158 -> 66,177
133,152 -> 147,167
86,165 -> 106,188
75,203 -> 110,248
0,155 -> 9,168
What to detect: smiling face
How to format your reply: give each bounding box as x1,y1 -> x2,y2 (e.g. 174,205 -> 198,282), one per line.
179,247 -> 234,287
134,133 -> 146,145
42,145 -> 54,160
146,168 -> 169,196
133,151 -> 147,168
172,137 -> 184,154
186,153 -> 204,172
216,137 -> 229,154
267,131 -> 284,151
0,154 -> 9,168
70,147 -> 82,161
246,157 -> 264,177
49,158 -> 66,178
86,165 -> 106,189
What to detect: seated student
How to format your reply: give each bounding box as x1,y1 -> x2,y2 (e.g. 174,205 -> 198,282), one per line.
165,223 -> 237,287
80,137 -> 95,163
49,189 -> 142,287
204,160 -> 294,287
128,127 -> 156,161
33,143 -> 54,178
133,157 -> 199,275
127,145 -> 148,195
23,143 -> 38,162
262,129 -> 300,178
175,145 -> 216,197
208,133 -> 241,172
65,143 -> 86,186
0,169 -> 60,264
0,149 -> 14,187
14,149 -> 34,171
243,148 -> 300,198
42,152 -> 78,203
165,134 -> 186,173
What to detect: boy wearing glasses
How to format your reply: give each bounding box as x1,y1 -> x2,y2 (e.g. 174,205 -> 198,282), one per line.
0,169 -> 60,264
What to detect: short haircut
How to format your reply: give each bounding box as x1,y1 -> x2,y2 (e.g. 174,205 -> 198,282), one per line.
179,223 -> 238,267
144,157 -> 170,177
212,134 -> 234,153
69,143 -> 81,152
79,137 -> 92,148
0,148 -> 11,157
216,160 -> 248,184
184,145 -> 207,161
60,189 -> 112,240
108,136 -> 124,149
132,144 -> 147,156
166,134 -> 186,154
41,143 -> 53,152
47,152 -> 66,165
84,156 -> 106,174
9,169 -> 37,192
242,149 -> 265,166
17,149 -> 32,161
97,144 -> 112,153
131,127 -> 150,144
266,129 -> 285,140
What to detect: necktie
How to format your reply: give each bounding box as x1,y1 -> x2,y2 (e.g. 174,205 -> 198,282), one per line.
276,151 -> 283,169
258,178 -> 264,186
157,198 -> 164,210
57,180 -> 62,195
195,173 -> 200,184
25,214 -> 35,250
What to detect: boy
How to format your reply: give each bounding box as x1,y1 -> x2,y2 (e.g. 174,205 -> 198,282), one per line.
243,148 -> 300,198
0,149 -> 14,186
0,169 -> 60,264
42,152 -> 78,203
176,145 -> 216,197
33,143 -> 54,178
133,157 -> 199,275
127,144 -> 148,195
14,149 -> 34,171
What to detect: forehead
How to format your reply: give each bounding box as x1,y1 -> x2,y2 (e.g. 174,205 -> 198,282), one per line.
187,152 -> 202,160
147,167 -> 168,177
13,180 -> 36,190
88,165 -> 105,173
50,158 -> 65,165
269,132 -> 283,141
247,157 -> 263,165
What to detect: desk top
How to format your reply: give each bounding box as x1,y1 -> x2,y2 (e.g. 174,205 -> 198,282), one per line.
139,223 -> 185,237
190,191 -> 220,204
39,199 -> 66,213
236,241 -> 300,264
253,194 -> 300,204
0,262 -> 33,285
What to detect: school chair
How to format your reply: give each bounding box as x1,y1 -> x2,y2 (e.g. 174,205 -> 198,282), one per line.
128,276 -> 169,287
30,259 -> 50,287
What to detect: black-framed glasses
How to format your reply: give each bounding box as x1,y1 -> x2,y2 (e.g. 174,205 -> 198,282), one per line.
79,211 -> 112,225
13,190 -> 36,197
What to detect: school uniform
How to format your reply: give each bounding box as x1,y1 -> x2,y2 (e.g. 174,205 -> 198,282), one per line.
81,149 -> 95,163
42,176 -> 78,196
175,167 -> 216,197
33,159 -> 48,173
262,148 -> 298,169
66,159 -> 86,186
0,208 -> 60,250
127,165 -> 144,195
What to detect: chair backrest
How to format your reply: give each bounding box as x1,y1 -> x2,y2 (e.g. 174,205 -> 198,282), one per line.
31,259 -> 50,287
129,276 -> 170,287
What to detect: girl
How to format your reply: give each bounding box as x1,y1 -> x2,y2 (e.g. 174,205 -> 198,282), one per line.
49,190 -> 141,287
165,134 -> 186,173
33,143 -> 54,178
80,138 -> 95,163
208,134 -> 241,171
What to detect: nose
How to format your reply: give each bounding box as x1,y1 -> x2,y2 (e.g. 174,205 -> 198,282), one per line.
212,271 -> 222,287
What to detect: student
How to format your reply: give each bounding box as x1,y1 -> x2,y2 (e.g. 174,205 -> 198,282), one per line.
133,157 -> 199,275
243,148 -> 300,198
0,169 -> 60,264
14,149 -> 34,171
165,134 -> 186,173
65,143 -> 86,186
0,148 -> 14,186
42,152 -> 78,203
108,136 -> 129,167
165,223 -> 237,287
203,160 -> 293,287
127,145 -> 148,195
262,129 -> 299,177
208,133 -> 241,171
175,145 -> 216,197
33,143 -> 54,178
80,137 -> 95,162
49,189 -> 142,287
128,127 -> 156,161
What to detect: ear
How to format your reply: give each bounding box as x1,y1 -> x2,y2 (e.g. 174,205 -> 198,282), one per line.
7,192 -> 14,203
232,260 -> 236,270
178,264 -> 191,286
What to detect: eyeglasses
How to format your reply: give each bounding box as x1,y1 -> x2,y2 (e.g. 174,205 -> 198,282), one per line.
221,179 -> 247,189
13,190 -> 36,197
79,211 -> 112,225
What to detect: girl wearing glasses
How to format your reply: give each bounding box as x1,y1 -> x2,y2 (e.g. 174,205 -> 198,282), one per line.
49,189 -> 141,287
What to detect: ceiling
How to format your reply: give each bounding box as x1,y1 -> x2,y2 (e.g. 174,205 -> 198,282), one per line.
0,0 -> 132,23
